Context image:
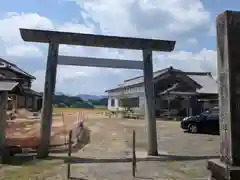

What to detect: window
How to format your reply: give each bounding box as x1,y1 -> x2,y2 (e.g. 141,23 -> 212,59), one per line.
111,99 -> 115,107
119,97 -> 139,108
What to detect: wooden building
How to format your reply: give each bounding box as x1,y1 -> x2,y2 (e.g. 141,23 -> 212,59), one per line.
106,66 -> 218,118
0,58 -> 42,111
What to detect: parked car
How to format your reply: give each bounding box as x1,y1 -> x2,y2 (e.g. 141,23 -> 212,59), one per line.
180,107 -> 219,133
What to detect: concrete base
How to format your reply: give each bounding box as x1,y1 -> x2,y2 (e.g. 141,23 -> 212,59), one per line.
207,159 -> 240,180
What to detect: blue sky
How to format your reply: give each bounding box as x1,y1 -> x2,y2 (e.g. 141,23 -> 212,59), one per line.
0,0 -> 236,95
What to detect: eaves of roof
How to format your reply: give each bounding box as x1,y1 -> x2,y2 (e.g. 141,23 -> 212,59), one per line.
105,66 -> 217,95
0,58 -> 35,79
105,67 -> 172,92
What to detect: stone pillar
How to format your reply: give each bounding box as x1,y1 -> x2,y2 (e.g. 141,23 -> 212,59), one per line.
207,11 -> 240,180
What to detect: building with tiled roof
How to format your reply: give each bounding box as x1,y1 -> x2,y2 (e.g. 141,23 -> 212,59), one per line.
0,58 -> 42,111
105,66 -> 218,117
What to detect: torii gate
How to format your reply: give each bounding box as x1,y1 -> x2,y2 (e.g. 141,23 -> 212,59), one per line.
19,28 -> 176,158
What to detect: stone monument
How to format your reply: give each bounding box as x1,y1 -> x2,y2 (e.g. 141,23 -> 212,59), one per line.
207,10 -> 240,180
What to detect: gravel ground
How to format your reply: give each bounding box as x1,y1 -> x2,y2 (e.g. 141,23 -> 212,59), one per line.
44,117 -> 219,180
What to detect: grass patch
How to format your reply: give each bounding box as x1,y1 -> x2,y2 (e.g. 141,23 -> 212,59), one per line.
0,158 -> 63,180
94,106 -> 107,109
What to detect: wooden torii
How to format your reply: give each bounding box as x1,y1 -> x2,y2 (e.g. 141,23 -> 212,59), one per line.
19,28 -> 176,158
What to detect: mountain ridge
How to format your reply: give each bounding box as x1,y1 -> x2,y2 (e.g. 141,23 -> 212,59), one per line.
76,94 -> 107,101
53,93 -> 107,108
55,92 -> 107,101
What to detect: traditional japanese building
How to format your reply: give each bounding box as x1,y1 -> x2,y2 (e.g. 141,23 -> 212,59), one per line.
0,58 -> 42,111
105,66 -> 218,117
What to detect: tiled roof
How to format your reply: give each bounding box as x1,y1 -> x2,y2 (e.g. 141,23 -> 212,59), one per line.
106,67 -> 171,92
0,58 -> 35,79
23,88 -> 42,97
106,66 -> 218,94
187,73 -> 218,94
0,81 -> 19,91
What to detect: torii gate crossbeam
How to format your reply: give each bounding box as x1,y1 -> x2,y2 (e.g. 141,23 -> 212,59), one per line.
19,28 -> 176,158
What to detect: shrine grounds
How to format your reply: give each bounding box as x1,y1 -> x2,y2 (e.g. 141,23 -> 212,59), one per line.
0,108 -> 220,180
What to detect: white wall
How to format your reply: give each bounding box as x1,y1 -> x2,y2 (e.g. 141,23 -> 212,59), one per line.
107,85 -> 146,114
107,97 -> 120,111
107,85 -> 145,98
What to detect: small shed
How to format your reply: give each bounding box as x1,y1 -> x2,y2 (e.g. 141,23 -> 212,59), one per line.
0,80 -> 19,161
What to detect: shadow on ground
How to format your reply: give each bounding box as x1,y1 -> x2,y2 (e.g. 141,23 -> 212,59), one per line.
183,130 -> 220,136
48,154 -> 219,164
50,127 -> 91,154
69,175 -> 154,180
69,177 -> 88,180
1,154 -> 37,166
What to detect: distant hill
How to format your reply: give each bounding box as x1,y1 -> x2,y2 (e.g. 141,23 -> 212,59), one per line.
77,94 -> 107,101
88,98 -> 108,107
53,93 -> 107,108
53,94 -> 84,107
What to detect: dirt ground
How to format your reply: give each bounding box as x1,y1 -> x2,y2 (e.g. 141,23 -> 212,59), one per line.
46,109 -> 220,180
0,108 -> 220,180
5,109 -> 84,148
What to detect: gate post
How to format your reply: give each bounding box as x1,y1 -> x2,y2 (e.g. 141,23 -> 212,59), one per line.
143,50 -> 158,156
132,130 -> 136,177
37,42 -> 59,158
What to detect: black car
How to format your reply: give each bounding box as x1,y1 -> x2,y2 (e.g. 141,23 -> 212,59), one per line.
180,107 -> 219,133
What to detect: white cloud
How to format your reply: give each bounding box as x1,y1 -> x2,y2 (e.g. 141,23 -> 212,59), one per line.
0,12 -> 54,59
58,22 -> 95,33
71,0 -> 210,38
209,23 -> 216,36
6,44 -> 43,57
154,48 -> 217,75
0,0 -> 217,95
31,70 -> 46,92
0,12 -> 54,44
186,38 -> 198,45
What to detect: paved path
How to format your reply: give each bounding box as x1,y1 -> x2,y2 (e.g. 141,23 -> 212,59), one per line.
45,118 -> 219,180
